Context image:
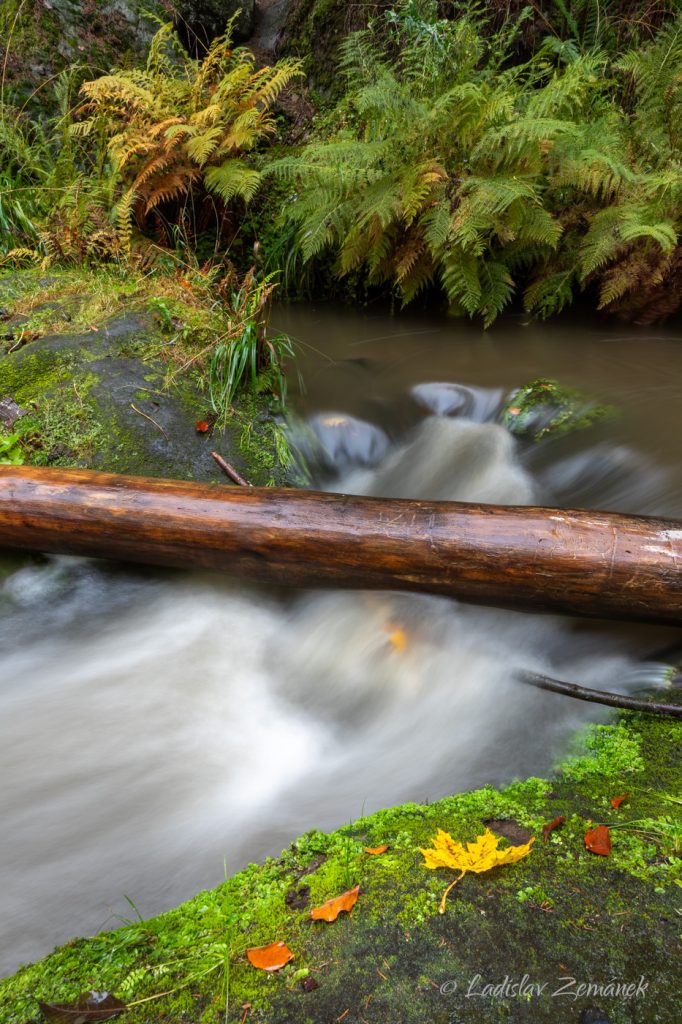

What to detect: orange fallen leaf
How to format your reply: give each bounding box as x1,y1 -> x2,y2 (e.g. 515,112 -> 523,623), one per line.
196,420 -> 210,433
246,941 -> 293,971
364,845 -> 389,855
584,824 -> 611,856
310,885 -> 359,922
421,828 -> 534,913
542,815 -> 565,842
610,793 -> 629,809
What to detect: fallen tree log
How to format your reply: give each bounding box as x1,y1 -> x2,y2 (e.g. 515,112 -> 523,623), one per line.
1,465 -> 681,625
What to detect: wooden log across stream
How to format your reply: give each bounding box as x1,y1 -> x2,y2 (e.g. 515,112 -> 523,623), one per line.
1,465 -> 681,626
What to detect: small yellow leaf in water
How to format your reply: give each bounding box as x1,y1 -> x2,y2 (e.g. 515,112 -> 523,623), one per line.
386,626 -> 407,651
319,416 -> 348,427
421,828 -> 534,912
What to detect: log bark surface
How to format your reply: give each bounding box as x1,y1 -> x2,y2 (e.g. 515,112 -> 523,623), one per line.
1,465 -> 681,625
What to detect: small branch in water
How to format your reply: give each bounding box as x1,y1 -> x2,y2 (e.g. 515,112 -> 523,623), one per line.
518,670 -> 682,719
211,451 -> 250,487
130,403 -> 169,440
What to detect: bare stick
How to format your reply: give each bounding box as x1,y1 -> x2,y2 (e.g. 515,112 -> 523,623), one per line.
130,403 -> 169,440
211,451 -> 250,487
518,671 -> 682,718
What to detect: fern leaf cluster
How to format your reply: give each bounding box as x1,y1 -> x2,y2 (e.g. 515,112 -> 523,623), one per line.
270,5 -> 682,324
78,24 -> 303,250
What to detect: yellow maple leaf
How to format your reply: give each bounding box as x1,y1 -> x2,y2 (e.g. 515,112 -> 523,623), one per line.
421,828 -> 534,913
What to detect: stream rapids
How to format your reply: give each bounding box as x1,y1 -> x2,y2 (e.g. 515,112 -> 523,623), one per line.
1,305 -> 681,975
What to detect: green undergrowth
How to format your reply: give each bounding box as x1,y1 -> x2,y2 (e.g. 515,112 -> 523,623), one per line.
1,712 -> 680,1023
0,267 -> 292,482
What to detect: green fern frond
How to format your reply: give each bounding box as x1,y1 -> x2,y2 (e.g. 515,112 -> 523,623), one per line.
204,161 -> 261,203
524,268 -> 576,318
440,250 -> 482,315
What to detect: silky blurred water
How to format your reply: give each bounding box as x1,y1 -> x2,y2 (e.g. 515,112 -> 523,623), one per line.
1,305 -> 680,975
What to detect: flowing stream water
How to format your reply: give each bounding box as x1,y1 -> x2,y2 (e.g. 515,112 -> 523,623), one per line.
1,305 -> 681,976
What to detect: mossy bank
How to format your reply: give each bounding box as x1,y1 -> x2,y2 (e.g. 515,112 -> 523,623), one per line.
0,269 -> 291,486
1,710 -> 680,1024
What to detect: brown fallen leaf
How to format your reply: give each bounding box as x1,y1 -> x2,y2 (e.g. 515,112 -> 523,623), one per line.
38,992 -> 125,1024
310,885 -> 360,922
542,815 -> 566,842
584,824 -> 611,856
364,845 -> 389,855
610,793 -> 629,809
246,941 -> 294,971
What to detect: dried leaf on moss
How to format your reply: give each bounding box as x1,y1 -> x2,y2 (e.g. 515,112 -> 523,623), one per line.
246,941 -> 294,971
38,992 -> 125,1023
542,815 -> 565,841
584,824 -> 611,856
310,885 -> 360,922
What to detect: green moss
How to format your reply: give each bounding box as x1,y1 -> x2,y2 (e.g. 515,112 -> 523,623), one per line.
501,378 -> 617,441
560,721 -> 645,782
0,268 -> 291,483
0,0 -> 166,108
279,0 -> 384,95
1,711 -> 679,1023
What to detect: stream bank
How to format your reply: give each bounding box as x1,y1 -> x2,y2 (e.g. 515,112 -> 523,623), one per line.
0,269 -> 291,486
0,710 -> 680,1024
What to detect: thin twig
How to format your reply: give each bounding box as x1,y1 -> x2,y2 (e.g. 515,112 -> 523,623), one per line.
211,451 -> 251,486
518,670 -> 682,718
130,403 -> 169,440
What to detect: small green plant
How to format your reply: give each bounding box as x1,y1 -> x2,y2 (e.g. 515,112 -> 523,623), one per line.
516,884 -> 554,908
208,268 -> 294,421
0,430 -> 23,464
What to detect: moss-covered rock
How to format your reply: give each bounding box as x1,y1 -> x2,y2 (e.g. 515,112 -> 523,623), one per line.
0,0 -> 169,106
0,270 -> 291,485
501,378 -> 617,442
1,710 -> 679,1023
277,0 -> 387,94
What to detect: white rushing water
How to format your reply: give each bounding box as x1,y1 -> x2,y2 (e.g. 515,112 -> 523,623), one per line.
0,411 -> 674,975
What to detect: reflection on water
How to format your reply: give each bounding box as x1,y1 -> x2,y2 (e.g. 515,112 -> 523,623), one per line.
1,305 -> 681,975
